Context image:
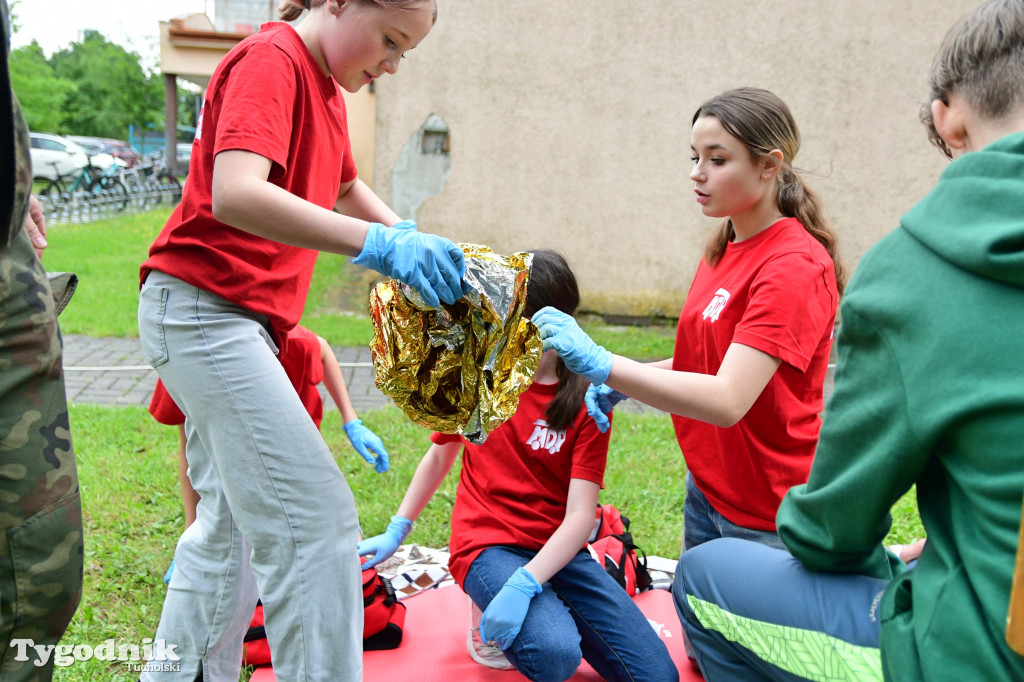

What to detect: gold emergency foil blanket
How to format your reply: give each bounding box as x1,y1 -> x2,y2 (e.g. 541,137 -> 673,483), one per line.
369,245 -> 542,444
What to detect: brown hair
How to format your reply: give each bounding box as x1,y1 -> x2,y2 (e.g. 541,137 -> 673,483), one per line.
278,0 -> 437,23
920,0 -> 1024,158
693,87 -> 846,295
523,250 -> 591,433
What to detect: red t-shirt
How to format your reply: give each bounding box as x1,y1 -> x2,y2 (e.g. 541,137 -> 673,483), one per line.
141,22 -> 357,335
277,325 -> 326,428
148,378 -> 186,426
148,325 -> 325,428
673,217 -> 837,531
432,381 -> 611,586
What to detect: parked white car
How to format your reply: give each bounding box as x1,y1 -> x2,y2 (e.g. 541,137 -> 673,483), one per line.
29,132 -> 122,181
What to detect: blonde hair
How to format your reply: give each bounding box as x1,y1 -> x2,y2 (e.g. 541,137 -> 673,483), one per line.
278,0 -> 437,24
693,87 -> 846,295
920,0 -> 1024,158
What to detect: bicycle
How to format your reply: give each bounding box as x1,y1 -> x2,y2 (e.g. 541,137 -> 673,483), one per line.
147,149 -> 183,205
37,154 -> 130,213
122,149 -> 182,209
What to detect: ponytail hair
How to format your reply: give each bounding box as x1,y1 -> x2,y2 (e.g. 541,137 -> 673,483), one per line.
523,251 -> 591,433
278,0 -> 319,22
278,0 -> 438,23
694,88 -> 846,295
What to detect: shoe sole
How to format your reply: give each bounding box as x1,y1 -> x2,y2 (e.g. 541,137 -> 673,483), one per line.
467,594 -> 514,670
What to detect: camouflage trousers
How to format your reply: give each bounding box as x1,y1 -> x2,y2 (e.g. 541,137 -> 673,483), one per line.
0,226 -> 83,681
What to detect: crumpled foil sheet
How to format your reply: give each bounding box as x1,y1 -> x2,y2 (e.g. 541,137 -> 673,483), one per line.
369,244 -> 542,444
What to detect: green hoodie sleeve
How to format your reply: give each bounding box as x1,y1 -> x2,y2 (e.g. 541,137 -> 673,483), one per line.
777,302 -> 926,580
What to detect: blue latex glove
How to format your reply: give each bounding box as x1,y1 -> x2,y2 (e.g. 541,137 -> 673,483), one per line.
343,419 -> 390,473
585,383 -> 628,433
352,220 -> 466,309
478,567 -> 543,650
531,306 -> 613,385
357,515 -> 413,569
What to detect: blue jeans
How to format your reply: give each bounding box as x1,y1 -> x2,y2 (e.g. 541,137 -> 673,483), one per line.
674,538 -> 887,681
682,471 -> 786,552
463,546 -> 678,682
138,271 -> 362,681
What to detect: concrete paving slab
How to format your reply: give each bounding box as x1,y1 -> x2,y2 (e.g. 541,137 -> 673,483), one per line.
61,335 -> 392,413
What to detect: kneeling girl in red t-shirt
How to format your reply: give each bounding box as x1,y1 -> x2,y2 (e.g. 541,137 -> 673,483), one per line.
358,251 -> 678,682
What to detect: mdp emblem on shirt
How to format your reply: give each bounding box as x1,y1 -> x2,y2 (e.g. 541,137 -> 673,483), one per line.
702,288 -> 731,322
525,419 -> 566,454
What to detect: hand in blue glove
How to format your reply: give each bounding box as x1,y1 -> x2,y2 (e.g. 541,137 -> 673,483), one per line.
357,515 -> 413,569
585,383 -> 628,433
352,220 -> 466,309
478,567 -> 543,650
530,306 -> 613,385
343,419 -> 390,473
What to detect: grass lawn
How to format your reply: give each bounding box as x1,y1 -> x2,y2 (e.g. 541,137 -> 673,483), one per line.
48,211 -> 922,679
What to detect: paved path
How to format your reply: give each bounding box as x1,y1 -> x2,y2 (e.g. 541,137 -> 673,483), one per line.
62,334 -> 389,413
62,334 -> 665,416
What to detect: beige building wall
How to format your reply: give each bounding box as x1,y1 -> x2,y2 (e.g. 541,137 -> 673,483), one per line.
373,0 -> 978,317
345,87 -> 376,189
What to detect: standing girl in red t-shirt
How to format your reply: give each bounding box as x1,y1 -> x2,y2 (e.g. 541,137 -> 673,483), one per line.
149,325 -> 389,582
136,2 -> 459,680
533,88 -> 844,554
357,252 -> 679,682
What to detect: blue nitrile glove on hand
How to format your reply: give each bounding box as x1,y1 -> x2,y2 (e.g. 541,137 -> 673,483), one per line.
343,419 -> 390,473
585,383 -> 628,433
479,567 -> 543,650
531,306 -> 613,386
352,220 -> 466,309
357,515 -> 413,569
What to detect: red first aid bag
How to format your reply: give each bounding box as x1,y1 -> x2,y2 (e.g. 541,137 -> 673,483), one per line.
587,504 -> 653,595
242,561 -> 407,668
361,561 -> 406,651
242,603 -> 272,668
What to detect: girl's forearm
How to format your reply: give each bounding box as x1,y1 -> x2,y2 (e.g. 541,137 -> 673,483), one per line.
318,337 -> 358,424
607,342 -> 780,427
396,442 -> 460,522
211,151 -> 383,256
523,507 -> 595,585
523,479 -> 600,585
607,355 -> 731,424
334,178 -> 401,226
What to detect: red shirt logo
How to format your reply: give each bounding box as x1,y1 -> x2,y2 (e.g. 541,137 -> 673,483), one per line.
702,288 -> 731,322
525,419 -> 567,454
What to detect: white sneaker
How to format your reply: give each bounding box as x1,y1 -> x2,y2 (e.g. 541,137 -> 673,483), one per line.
467,595 -> 514,670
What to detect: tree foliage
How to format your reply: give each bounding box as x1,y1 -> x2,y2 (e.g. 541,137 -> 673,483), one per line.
8,0 -> 19,33
9,27 -> 166,140
9,42 -> 75,133
49,30 -> 164,139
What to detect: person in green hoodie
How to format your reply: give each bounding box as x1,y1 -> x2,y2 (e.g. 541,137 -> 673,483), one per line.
672,0 -> 1024,680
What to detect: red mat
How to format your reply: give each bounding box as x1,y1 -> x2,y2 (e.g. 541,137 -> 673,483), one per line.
250,586 -> 703,681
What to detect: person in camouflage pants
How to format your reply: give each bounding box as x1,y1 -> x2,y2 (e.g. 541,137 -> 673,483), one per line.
0,1 -> 84,680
